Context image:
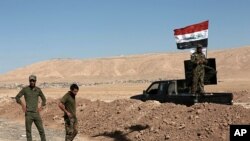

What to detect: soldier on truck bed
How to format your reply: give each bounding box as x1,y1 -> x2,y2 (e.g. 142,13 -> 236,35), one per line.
191,44 -> 207,95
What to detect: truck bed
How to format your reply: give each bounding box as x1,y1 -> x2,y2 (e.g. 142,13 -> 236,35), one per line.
165,92 -> 233,105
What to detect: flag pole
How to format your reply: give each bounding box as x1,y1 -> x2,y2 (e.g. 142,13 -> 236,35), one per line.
206,47 -> 208,58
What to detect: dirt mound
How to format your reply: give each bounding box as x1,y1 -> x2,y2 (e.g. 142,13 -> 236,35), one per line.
0,96 -> 249,141
74,99 -> 250,141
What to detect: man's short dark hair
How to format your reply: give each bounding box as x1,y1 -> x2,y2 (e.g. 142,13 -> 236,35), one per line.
70,83 -> 79,91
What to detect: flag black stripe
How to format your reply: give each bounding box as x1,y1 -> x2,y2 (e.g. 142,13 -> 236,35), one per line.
176,39 -> 208,49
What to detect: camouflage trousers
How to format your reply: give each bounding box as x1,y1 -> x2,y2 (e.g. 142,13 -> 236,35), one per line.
25,112 -> 46,141
192,67 -> 205,94
64,117 -> 78,141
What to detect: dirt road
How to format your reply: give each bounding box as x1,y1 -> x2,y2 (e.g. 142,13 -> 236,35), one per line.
0,118 -> 65,141
0,118 -> 97,141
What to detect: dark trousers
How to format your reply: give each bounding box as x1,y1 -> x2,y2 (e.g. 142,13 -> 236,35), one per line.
25,112 -> 46,141
64,117 -> 78,141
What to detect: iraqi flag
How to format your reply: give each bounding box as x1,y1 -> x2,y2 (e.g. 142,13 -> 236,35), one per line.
174,20 -> 208,49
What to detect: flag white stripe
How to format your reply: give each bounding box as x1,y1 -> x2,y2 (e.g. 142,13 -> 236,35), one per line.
175,29 -> 208,43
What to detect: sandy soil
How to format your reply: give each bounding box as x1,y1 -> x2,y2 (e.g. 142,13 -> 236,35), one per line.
0,46 -> 250,140
0,82 -> 250,141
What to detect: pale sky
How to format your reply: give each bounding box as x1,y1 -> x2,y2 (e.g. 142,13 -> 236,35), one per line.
0,0 -> 249,73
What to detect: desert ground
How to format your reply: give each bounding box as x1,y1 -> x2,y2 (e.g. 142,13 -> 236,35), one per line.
0,46 -> 250,141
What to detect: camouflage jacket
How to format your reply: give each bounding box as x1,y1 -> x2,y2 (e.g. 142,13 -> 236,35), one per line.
191,52 -> 207,69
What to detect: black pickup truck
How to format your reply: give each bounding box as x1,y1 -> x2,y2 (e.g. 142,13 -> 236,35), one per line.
130,58 -> 233,105
130,79 -> 233,105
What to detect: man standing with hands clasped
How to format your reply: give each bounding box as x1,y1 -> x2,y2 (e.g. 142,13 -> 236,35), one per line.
15,75 -> 47,141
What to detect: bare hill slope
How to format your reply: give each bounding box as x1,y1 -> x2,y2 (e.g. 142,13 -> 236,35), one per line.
0,46 -> 249,83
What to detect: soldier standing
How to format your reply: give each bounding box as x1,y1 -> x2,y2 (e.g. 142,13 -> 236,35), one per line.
15,75 -> 46,141
58,84 -> 79,141
191,44 -> 207,94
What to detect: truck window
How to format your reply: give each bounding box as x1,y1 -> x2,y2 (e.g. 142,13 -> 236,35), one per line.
159,83 -> 168,94
147,83 -> 159,94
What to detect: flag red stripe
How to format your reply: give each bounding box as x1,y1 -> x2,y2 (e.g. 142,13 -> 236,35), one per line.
174,21 -> 209,35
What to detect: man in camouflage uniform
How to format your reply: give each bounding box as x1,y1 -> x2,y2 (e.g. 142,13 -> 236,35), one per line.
15,75 -> 47,141
58,84 -> 79,141
191,44 -> 207,94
